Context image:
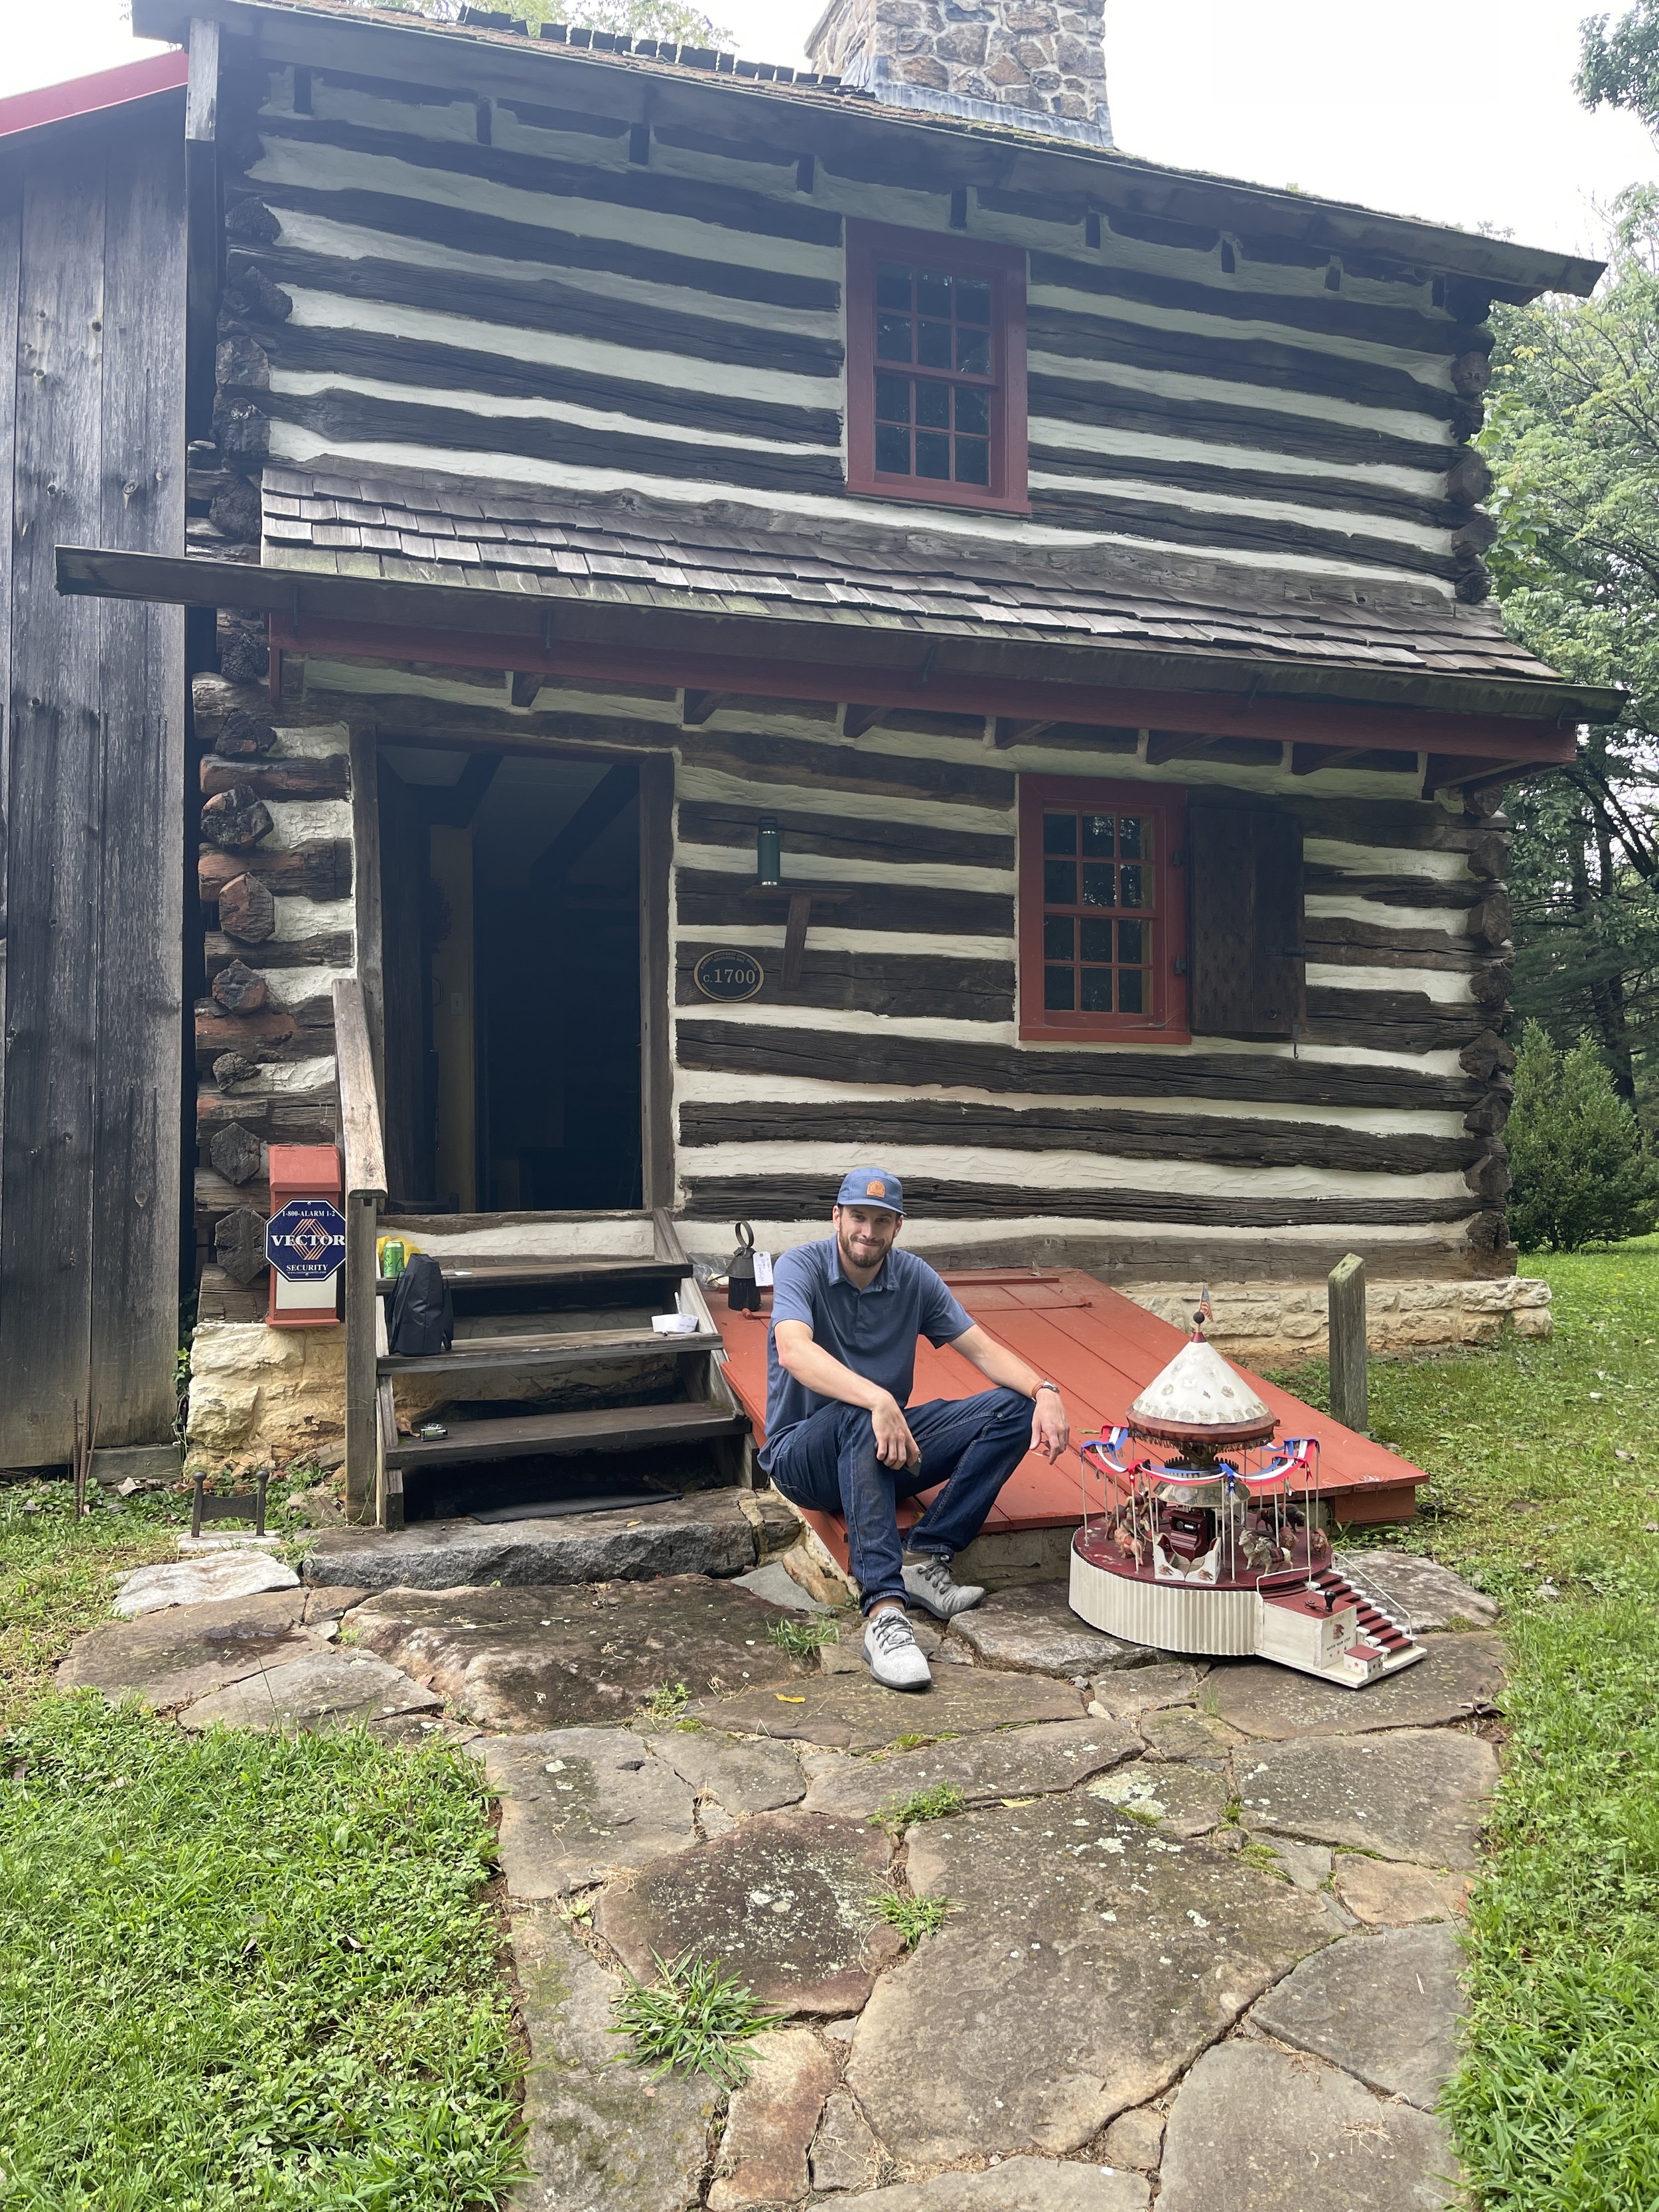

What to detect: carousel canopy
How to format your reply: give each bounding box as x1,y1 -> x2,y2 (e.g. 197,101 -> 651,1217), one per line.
1128,1338 -> 1274,1433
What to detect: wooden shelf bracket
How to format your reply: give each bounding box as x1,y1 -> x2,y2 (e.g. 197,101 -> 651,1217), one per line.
740,883 -> 854,988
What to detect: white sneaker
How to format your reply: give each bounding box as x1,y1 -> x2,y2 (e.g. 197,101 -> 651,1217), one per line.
902,1552 -> 985,1621
863,1608 -> 932,1690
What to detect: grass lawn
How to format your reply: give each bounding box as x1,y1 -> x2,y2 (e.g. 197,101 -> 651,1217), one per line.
0,1483 -> 522,2210
1271,1239 -> 1659,2212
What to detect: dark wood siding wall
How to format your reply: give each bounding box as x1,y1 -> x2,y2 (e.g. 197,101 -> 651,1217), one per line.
0,102 -> 187,1467
194,53 -> 1494,603
238,658 -> 1513,1288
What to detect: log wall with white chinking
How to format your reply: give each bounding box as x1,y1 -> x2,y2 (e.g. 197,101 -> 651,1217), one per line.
265,652 -> 1516,1293
189,46 -> 1496,603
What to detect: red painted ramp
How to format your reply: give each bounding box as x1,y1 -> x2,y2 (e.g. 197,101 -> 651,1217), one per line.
711,1268 -> 1423,1571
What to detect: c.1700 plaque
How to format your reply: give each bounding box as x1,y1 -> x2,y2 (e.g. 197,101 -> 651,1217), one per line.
693,948 -> 764,1001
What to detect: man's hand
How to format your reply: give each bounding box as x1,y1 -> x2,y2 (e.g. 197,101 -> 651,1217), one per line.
1030,1388 -> 1069,1464
873,1394 -> 921,1471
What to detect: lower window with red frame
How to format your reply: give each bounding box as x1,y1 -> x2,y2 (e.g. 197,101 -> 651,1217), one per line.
1018,776 -> 1189,1043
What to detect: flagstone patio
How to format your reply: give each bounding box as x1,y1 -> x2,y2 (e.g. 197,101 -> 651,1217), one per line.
62,1552 -> 1494,2211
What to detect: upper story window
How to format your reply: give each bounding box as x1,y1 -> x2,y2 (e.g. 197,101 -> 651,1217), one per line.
845,222 -> 1029,515
1018,777 -> 1189,1043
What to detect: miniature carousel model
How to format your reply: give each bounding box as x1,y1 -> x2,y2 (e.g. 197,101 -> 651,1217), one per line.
1069,1310 -> 1423,1688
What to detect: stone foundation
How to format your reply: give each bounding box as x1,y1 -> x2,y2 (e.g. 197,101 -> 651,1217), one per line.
1123,1276 -> 1551,1368
184,1322 -> 347,1472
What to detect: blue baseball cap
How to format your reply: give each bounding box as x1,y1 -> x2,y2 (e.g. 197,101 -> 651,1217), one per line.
836,1167 -> 904,1213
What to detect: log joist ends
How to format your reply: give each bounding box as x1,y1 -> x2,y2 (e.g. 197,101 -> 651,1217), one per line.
1291,742 -> 1376,778
1459,1029 -> 1515,1082
1424,753 -> 1538,804
682,688 -> 729,727
989,717 -> 1060,749
200,753 -> 350,802
200,785 -> 273,851
1143,729 -> 1230,767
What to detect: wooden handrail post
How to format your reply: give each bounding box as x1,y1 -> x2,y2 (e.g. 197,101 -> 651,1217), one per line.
332,978 -> 388,1526
1328,1252 -> 1368,1436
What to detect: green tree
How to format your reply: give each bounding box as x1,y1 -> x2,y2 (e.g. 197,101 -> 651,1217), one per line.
1505,1021 -> 1659,1249
1579,3 -> 1659,131
349,0 -> 735,43
1480,189 -> 1659,1107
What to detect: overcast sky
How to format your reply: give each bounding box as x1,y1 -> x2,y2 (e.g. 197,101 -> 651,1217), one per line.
8,1 -> 1656,260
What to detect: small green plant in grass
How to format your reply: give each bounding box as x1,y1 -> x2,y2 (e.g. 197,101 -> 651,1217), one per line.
871,1885 -> 954,1945
610,1952 -> 786,2087
868,1781 -> 966,1836
636,1680 -> 690,1726
766,1613 -> 839,1659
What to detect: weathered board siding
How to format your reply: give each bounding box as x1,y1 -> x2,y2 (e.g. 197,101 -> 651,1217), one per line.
200,54 -> 1494,602
204,654 -> 1512,1288
0,103 -> 187,1466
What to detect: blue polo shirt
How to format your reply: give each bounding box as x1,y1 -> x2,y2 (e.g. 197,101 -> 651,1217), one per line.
758,1238 -> 974,1471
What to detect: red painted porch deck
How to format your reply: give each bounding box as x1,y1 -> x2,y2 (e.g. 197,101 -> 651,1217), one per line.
711,1268 -> 1425,1571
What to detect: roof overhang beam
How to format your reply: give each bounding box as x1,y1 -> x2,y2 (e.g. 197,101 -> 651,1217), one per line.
57,545 -> 1601,765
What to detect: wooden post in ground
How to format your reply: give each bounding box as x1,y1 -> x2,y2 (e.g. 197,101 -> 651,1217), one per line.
1328,1253 -> 1368,1435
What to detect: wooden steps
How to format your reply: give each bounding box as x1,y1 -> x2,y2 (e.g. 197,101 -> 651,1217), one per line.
384,1399 -> 749,1471
376,1256 -> 690,1299
380,1324 -> 722,1377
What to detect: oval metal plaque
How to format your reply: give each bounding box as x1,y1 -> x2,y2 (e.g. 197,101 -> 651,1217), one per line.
693,948 -> 765,1001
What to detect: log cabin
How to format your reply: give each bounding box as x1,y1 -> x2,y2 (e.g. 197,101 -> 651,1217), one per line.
22,0 -> 1616,1531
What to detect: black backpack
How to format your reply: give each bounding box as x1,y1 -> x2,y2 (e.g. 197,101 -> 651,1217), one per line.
388,1252 -> 454,1357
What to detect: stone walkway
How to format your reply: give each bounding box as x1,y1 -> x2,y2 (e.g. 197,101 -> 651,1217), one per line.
66,1539 -> 1502,2211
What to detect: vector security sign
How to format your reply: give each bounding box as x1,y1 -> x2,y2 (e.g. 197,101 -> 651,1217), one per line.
265,1197 -> 348,1282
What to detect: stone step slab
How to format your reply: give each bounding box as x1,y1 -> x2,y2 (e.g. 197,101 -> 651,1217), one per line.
1252,1923 -> 1463,2110
304,1489 -> 761,1591
56,1589 -> 315,1711
948,1580 -> 1153,1676
800,1716 -> 1138,1820
113,1552 -> 298,1617
1234,1726 -> 1500,1867
597,1810 -> 904,2016
348,1575 -> 804,1731
1332,1854 -> 1473,1927
693,1667 -> 1084,1753
1337,1550 -> 1500,1631
810,2086 -> 884,2193
482,1729 -> 700,1897
511,1903 -> 719,2212
1156,2040 -> 1457,2211
847,1799 -> 1331,2167
177,1649 -> 443,1733
1084,1759 -> 1230,1840
1204,1633 -> 1505,1741
1090,1660 -> 1209,1724
707,2027 -> 838,2212
640,1728 -> 806,1818
833,2160 -> 1150,2211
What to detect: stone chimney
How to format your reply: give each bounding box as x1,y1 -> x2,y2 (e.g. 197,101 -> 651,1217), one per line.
805,1 -> 1113,148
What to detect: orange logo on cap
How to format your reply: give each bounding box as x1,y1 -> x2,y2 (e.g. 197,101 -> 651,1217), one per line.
866,1179 -> 886,1197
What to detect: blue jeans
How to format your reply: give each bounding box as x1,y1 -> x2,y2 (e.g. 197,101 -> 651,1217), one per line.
765,1388 -> 1033,1612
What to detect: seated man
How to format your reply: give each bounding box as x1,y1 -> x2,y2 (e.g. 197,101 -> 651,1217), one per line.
760,1169 -> 1070,1690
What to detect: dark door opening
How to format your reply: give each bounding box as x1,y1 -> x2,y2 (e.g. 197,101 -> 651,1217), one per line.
378,746 -> 643,1213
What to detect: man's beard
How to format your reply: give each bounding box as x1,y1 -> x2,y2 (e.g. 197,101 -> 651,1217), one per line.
837,1226 -> 891,1274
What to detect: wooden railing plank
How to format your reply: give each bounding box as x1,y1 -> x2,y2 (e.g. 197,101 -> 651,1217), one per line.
332,977 -> 386,1524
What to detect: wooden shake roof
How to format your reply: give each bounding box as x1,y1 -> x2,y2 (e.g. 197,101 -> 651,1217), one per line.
258,463 -> 1573,697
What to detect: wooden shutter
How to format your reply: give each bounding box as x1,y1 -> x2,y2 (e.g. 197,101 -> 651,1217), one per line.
1187,806 -> 1305,1039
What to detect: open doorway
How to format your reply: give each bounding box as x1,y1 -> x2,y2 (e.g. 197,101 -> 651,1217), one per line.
377,746 -> 644,1214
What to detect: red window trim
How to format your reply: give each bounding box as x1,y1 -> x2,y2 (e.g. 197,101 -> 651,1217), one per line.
1018,775 -> 1190,1045
845,219 -> 1029,516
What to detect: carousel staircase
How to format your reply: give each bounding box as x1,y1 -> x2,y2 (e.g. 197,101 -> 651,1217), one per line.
1307,1565 -> 1416,1660
372,1231 -> 751,1528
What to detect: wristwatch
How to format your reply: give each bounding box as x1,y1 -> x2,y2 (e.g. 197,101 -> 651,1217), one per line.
1033,1379 -> 1062,1396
